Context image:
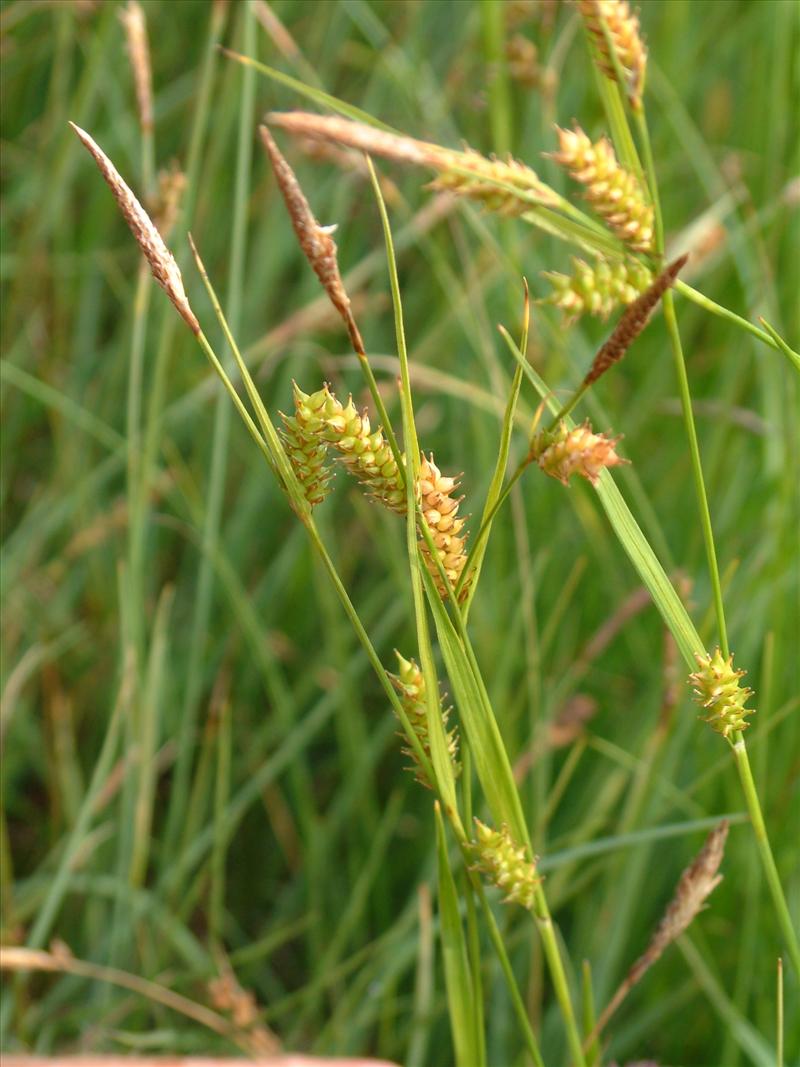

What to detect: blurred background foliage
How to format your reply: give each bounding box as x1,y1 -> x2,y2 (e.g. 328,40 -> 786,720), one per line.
1,0 -> 798,1063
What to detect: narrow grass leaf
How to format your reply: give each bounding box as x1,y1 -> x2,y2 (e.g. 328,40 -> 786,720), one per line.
367,156 -> 460,821
435,805 -> 483,1067
424,564 -> 529,848
501,331 -> 704,667
220,49 -> 398,132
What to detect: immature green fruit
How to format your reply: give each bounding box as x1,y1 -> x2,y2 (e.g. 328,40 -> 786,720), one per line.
282,383 -> 406,512
471,820 -> 540,911
390,652 -> 459,787
689,648 -> 754,739
532,420 -> 627,487
542,256 -> 653,322
280,383 -> 338,506
324,396 -> 406,512
550,126 -> 654,252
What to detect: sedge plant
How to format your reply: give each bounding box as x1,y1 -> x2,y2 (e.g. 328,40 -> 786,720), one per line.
4,2 -> 798,1064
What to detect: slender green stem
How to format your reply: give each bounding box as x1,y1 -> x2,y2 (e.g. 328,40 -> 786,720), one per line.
758,315 -> 800,371
470,877 -> 545,1067
776,958 -> 784,1067
460,460 -> 528,598
636,108 -> 729,658
480,0 -> 512,156
550,381 -> 589,429
210,698 -> 232,949
532,885 -> 586,1067
731,739 -> 800,976
661,290 -> 729,657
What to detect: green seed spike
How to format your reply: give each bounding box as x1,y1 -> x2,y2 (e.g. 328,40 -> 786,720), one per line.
689,648 -> 755,739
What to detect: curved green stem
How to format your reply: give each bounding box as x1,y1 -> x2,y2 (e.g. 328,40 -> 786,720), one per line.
636,108 -> 729,658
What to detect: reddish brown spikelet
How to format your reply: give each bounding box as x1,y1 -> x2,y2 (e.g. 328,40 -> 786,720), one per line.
584,254 -> 688,384
69,122 -> 199,333
597,819 -> 733,1037
593,821 -> 728,1038
259,125 -> 364,354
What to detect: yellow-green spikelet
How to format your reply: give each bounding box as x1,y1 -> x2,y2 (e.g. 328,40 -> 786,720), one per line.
689,648 -> 755,739
542,256 -> 653,321
471,820 -> 540,911
323,395 -> 406,512
390,652 -> 459,786
280,383 -> 339,506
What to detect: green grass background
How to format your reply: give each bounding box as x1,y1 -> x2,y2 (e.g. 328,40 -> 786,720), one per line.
1,0 -> 798,1063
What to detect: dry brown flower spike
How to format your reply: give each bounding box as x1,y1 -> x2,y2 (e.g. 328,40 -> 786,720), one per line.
69,122 -> 199,333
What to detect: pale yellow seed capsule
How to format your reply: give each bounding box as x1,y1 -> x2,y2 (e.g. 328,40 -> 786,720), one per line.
417,454 -> 470,599
550,125 -> 654,253
533,420 -> 627,487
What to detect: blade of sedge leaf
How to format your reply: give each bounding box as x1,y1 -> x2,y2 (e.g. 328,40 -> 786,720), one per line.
220,50 -> 398,132
500,331 -> 704,668
435,805 -> 484,1067
461,287 -> 528,612
367,157 -> 460,821
424,563 -> 529,848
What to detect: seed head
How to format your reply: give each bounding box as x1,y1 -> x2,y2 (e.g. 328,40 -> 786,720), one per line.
260,125 -> 363,354
285,383 -> 405,511
390,652 -> 459,787
69,122 -> 199,333
533,420 -> 627,486
550,125 -> 654,252
279,384 -> 338,507
594,820 -> 728,1038
471,820 -> 541,911
324,396 -> 406,512
689,648 -> 754,739
542,255 -> 653,322
578,0 -> 647,108
418,454 -> 469,599
584,255 -> 688,384
267,110 -> 561,213
119,0 -> 153,135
